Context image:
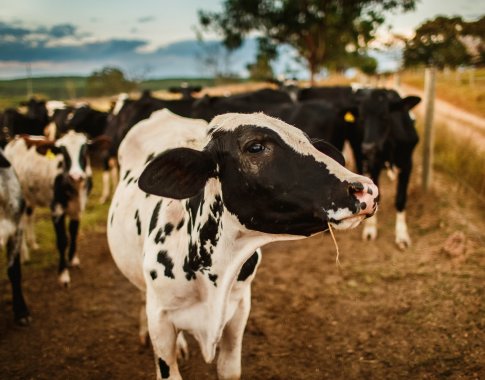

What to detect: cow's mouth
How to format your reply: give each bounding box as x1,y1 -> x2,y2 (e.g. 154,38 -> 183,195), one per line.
329,214 -> 366,230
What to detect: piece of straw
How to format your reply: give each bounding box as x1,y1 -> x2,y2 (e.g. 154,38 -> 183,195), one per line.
327,223 -> 341,267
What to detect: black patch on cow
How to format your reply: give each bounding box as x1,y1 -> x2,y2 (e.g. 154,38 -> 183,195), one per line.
176,218 -> 185,230
158,358 -> 170,379
149,200 -> 162,236
157,250 -> 175,279
183,195 -> 223,281
154,228 -> 165,244
164,223 -> 174,236
134,210 -> 141,235
150,270 -> 157,280
110,212 -> 114,226
237,252 -> 259,281
208,273 -> 218,286
145,152 -> 155,164
127,177 -> 134,185
52,174 -> 78,209
123,169 -> 131,181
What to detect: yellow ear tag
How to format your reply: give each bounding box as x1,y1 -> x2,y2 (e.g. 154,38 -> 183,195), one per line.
45,149 -> 56,160
344,112 -> 355,123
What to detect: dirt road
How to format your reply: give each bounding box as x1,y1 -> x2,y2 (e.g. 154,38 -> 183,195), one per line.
1,172 -> 483,379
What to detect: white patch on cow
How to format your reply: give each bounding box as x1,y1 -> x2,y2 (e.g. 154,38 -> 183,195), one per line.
112,93 -> 129,116
362,214 -> 378,241
70,255 -> 80,267
0,219 -> 16,246
56,131 -> 89,180
45,100 -> 66,118
58,268 -> 70,286
395,211 -> 411,249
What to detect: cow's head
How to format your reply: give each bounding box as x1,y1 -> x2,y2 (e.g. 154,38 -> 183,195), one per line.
139,113 -> 378,236
21,98 -> 48,125
357,89 -> 421,172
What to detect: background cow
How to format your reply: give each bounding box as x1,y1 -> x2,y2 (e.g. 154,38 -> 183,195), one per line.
5,131 -> 101,285
0,150 -> 30,325
108,110 -> 379,379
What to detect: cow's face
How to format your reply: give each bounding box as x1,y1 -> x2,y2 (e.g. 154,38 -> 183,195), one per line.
23,98 -> 48,125
358,89 -> 420,172
55,131 -> 90,182
139,113 -> 378,236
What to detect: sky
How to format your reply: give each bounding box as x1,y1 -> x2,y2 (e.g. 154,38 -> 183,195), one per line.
0,0 -> 483,79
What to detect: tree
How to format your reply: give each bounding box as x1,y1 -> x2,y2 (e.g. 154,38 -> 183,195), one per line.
198,0 -> 416,83
86,67 -> 137,97
403,16 -> 483,69
246,37 -> 278,80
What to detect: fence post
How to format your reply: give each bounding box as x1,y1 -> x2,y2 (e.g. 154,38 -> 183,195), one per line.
422,67 -> 436,191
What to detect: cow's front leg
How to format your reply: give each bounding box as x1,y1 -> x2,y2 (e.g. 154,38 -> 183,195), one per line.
99,170 -> 111,204
146,294 -> 182,380
7,229 -> 30,325
217,288 -> 251,380
24,206 -> 38,255
395,157 -> 412,249
68,219 -> 80,266
52,213 -> 70,286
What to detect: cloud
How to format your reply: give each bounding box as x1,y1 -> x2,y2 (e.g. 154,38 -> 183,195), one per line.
0,22 -> 31,39
138,16 -> 155,23
49,24 -> 77,38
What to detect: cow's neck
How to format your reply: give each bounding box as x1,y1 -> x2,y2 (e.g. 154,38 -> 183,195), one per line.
182,179 -> 277,362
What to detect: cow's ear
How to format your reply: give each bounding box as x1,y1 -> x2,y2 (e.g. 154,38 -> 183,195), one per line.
36,143 -> 62,156
390,96 -> 421,112
138,147 -> 216,199
312,140 -> 346,166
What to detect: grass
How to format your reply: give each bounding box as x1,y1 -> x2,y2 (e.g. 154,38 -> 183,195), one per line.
414,117 -> 485,202
401,68 -> 485,118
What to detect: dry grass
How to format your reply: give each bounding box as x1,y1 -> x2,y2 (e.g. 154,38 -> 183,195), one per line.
401,68 -> 485,118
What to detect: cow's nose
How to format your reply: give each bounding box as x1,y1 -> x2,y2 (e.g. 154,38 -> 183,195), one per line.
348,180 -> 379,216
69,172 -> 85,182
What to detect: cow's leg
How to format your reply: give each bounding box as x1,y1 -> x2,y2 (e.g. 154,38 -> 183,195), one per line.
139,292 -> 149,346
25,206 -> 38,252
217,287 -> 251,380
395,157 -> 413,249
146,294 -> 182,380
53,213 -> 70,286
68,219 -> 80,267
99,156 -> 111,204
7,229 -> 30,325
362,169 -> 380,241
109,157 -> 119,187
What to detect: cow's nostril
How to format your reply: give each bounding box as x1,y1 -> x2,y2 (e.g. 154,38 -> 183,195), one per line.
349,182 -> 364,195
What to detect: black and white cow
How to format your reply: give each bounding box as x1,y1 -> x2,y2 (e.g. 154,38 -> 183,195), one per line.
107,110 -> 379,379
0,150 -> 30,325
5,131 -> 99,285
1,98 -> 49,147
356,88 -> 420,249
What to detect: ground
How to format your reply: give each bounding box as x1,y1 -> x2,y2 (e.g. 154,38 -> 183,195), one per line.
0,166 -> 483,379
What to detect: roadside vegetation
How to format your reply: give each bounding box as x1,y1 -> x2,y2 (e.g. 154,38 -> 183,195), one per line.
401,68 -> 485,118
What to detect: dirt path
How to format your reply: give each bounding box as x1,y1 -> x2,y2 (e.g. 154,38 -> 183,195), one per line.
1,171 -> 484,380
398,83 -> 485,151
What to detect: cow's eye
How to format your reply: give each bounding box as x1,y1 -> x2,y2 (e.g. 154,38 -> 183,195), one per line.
246,142 -> 265,153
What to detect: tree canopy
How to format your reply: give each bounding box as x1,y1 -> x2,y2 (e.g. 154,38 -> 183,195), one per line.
403,16 -> 485,69
86,67 -> 137,97
198,0 -> 416,82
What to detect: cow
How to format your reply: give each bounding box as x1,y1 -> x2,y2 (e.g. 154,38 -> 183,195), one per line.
4,131 -> 102,285
0,150 -> 30,325
168,83 -> 202,100
99,90 -> 196,204
107,110 -> 379,379
1,98 -> 49,147
356,88 -> 420,249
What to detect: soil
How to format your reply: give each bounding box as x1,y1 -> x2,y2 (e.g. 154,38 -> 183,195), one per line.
1,170 -> 484,380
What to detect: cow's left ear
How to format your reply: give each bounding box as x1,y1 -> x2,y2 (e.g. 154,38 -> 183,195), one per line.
0,153 -> 11,168
390,96 -> 421,112
36,143 -> 62,156
312,140 -> 346,166
138,147 -> 217,199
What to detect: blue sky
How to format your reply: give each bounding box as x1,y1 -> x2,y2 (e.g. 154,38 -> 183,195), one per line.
0,0 -> 483,79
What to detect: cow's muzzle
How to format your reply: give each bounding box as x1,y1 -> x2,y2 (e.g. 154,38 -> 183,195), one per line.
348,180 -> 379,218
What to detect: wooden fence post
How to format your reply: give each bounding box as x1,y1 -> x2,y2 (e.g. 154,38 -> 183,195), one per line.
422,67 -> 436,191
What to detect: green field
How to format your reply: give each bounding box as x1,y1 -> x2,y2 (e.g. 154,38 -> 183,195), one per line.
0,76 -> 246,109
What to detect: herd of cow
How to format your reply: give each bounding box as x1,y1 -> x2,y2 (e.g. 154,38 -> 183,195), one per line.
0,82 -> 420,379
